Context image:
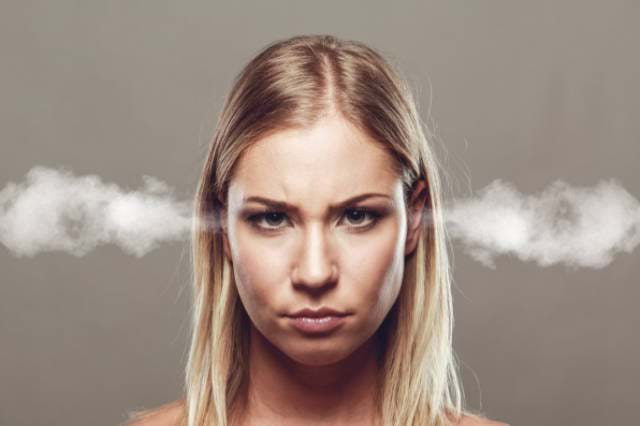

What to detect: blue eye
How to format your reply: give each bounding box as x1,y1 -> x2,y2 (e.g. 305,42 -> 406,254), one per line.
246,208 -> 382,233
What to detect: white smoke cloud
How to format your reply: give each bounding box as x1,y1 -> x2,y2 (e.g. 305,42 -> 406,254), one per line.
2,167 -> 639,268
445,179 -> 640,269
0,166 -> 193,257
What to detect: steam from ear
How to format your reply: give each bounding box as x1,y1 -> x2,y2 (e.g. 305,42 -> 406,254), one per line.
444,179 -> 640,269
0,166 -> 193,257
1,167 -> 639,269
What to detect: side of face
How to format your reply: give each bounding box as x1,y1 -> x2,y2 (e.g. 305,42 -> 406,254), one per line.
220,114 -> 427,366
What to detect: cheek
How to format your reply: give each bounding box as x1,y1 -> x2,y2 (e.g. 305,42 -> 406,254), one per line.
344,225 -> 405,314
230,228 -> 288,317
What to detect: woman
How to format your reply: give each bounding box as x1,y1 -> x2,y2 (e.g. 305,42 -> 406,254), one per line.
128,34 -> 507,426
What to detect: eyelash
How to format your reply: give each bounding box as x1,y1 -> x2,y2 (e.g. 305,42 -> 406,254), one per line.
246,208 -> 383,233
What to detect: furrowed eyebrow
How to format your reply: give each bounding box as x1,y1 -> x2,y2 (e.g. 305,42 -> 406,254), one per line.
242,193 -> 393,215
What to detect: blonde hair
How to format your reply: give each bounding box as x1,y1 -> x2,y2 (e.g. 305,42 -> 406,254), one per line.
177,34 -> 486,426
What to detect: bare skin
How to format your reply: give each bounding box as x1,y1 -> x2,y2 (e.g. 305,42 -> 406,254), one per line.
233,325 -> 382,425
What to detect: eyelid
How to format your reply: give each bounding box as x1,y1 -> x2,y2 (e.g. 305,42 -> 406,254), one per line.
246,206 -> 384,232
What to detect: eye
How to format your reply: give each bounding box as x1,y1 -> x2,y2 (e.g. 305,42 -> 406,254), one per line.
258,211 -> 288,228
343,208 -> 379,227
246,208 -> 383,233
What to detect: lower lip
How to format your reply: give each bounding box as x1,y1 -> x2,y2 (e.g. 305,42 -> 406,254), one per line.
288,316 -> 348,334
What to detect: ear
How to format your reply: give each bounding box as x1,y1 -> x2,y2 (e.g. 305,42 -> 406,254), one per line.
404,179 -> 429,256
220,205 -> 232,261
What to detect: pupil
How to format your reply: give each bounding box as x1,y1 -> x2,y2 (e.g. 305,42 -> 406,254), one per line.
266,213 -> 281,225
349,210 -> 364,222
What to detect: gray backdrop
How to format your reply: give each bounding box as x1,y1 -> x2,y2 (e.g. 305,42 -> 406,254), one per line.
1,1 -> 638,425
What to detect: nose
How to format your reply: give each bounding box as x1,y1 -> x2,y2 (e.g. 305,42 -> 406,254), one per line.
291,225 -> 338,293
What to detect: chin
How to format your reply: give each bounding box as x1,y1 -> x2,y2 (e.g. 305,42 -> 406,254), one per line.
286,348 -> 349,366
279,338 -> 355,366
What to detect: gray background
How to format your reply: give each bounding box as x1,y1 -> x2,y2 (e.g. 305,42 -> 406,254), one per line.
1,1 -> 639,425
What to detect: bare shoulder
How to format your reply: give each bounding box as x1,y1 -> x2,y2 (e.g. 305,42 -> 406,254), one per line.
126,399 -> 186,426
457,414 -> 510,426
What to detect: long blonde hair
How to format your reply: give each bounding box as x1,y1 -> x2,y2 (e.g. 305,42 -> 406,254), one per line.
184,34 -> 481,426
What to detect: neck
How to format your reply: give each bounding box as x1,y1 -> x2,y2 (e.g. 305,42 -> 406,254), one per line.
238,325 -> 381,425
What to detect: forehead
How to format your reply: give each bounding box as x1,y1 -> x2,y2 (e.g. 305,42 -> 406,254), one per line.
230,115 -> 401,201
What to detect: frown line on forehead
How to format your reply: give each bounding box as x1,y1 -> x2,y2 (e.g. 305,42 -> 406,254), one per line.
242,192 -> 395,213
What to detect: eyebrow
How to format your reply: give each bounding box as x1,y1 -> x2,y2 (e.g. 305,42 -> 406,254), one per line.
242,193 -> 393,215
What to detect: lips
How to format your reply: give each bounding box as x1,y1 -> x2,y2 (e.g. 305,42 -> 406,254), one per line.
287,307 -> 349,318
285,307 -> 351,334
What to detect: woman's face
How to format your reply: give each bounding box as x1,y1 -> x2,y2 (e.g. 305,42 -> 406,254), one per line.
222,114 -> 425,366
